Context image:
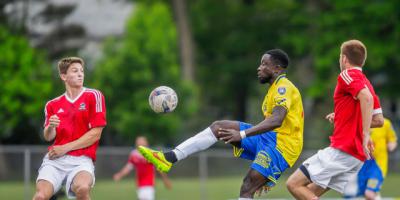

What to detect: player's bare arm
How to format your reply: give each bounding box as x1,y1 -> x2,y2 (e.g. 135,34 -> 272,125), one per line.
43,115 -> 60,141
158,171 -> 172,189
218,106 -> 287,144
325,112 -> 383,128
357,87 -> 374,159
48,127 -> 104,160
113,163 -> 133,181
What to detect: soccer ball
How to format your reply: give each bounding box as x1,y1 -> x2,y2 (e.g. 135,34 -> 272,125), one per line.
148,86 -> 178,113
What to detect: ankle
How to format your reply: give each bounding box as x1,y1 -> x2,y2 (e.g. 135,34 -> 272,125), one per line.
164,151 -> 177,163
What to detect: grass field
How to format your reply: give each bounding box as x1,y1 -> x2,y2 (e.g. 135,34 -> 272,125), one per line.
1,174 -> 400,199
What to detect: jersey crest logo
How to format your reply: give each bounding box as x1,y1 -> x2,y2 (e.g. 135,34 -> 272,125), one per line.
278,87 -> 286,95
57,108 -> 64,113
79,103 -> 86,110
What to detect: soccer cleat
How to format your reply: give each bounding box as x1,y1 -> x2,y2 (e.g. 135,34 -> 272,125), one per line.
138,146 -> 172,173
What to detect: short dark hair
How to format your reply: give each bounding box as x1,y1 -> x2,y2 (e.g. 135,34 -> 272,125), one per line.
265,49 -> 289,68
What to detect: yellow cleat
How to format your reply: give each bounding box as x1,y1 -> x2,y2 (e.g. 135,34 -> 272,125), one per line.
138,146 -> 172,173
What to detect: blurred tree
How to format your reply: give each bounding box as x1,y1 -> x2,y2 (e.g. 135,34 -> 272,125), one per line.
93,1 -> 197,144
187,0 -> 400,148
0,25 -> 53,143
283,0 -> 400,98
188,0 -> 299,121
30,3 -> 85,59
172,0 -> 195,81
280,0 -> 400,147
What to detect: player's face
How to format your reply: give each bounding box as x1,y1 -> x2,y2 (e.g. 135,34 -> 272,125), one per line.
257,54 -> 274,84
61,63 -> 84,88
136,137 -> 148,147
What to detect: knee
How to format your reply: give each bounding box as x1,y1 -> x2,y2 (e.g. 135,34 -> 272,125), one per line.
210,120 -> 229,133
33,191 -> 49,200
73,184 -> 91,197
286,175 -> 297,192
365,190 -> 377,200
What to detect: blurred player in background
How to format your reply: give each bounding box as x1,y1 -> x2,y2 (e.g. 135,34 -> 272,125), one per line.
33,57 -> 107,200
286,39 -> 384,200
113,136 -> 172,200
343,117 -> 397,200
139,49 -> 304,199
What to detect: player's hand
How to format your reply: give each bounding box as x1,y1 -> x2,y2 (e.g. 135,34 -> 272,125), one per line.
218,128 -> 242,144
113,174 -> 121,181
325,113 -> 335,124
48,145 -> 70,160
48,115 -> 60,128
363,133 -> 374,159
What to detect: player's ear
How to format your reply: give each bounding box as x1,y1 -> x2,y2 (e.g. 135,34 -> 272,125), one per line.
60,73 -> 67,81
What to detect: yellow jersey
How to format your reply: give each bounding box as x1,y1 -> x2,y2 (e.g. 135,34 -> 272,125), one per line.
261,74 -> 304,167
371,118 -> 397,177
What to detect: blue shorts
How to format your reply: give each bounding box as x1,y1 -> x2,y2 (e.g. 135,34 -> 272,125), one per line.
233,122 -> 289,187
357,159 -> 384,195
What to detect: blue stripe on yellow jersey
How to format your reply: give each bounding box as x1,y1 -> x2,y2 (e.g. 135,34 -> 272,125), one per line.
261,74 -> 304,167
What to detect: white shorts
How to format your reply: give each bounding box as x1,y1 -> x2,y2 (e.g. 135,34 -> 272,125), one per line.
302,147 -> 363,193
137,186 -> 155,200
343,171 -> 359,196
36,154 -> 95,199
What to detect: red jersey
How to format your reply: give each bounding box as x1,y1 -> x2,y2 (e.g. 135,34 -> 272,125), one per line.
330,67 -> 381,161
128,150 -> 155,187
44,88 -> 107,161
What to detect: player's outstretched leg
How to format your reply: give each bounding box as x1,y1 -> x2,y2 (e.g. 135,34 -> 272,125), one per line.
239,169 -> 269,199
138,120 -> 239,173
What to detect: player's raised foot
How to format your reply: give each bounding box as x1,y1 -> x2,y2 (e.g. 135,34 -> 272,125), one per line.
138,146 -> 172,173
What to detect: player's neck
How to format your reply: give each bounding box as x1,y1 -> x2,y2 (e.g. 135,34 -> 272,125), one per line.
269,73 -> 285,85
65,86 -> 84,100
342,64 -> 362,71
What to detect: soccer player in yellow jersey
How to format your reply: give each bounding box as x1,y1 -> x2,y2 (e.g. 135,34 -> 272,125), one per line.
138,49 -> 304,199
344,118 -> 397,200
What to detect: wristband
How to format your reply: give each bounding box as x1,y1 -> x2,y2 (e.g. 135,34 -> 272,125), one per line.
240,130 -> 246,139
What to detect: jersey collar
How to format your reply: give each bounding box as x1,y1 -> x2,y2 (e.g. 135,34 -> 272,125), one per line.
273,73 -> 287,85
65,87 -> 86,103
349,67 -> 362,71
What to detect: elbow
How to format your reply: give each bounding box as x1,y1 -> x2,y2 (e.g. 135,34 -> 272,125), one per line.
91,128 -> 103,142
365,94 -> 374,105
271,119 -> 283,129
92,133 -> 101,142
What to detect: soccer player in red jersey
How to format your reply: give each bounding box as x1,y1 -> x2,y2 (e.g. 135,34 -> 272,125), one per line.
286,40 -> 384,200
113,136 -> 171,200
33,57 -> 107,200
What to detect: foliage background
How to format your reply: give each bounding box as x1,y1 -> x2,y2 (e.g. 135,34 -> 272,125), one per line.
0,0 -> 399,148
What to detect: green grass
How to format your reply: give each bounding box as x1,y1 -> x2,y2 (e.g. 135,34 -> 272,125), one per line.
1,174 -> 400,199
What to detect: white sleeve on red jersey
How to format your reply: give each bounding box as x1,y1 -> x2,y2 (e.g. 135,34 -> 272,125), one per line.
43,101 -> 53,127
87,89 -> 107,128
339,70 -> 365,98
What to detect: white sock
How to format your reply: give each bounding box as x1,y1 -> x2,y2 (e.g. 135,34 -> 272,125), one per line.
238,198 -> 253,200
172,127 -> 217,161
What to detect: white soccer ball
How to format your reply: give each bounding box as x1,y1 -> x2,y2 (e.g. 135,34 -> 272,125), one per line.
148,86 -> 178,113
